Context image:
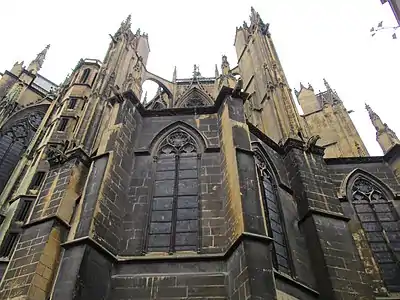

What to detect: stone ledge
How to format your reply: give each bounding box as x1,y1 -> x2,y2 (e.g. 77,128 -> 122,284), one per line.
325,156 -> 384,165
298,207 -> 350,225
8,194 -> 37,205
23,214 -> 71,229
275,270 -> 320,297
61,231 -> 274,264
134,146 -> 221,157
118,86 -> 249,118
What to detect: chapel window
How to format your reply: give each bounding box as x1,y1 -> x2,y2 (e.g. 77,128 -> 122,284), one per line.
145,129 -> 200,253
349,177 -> 400,292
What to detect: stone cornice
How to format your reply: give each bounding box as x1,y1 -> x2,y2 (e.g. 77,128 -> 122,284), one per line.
282,138 -> 325,156
325,156 -> 385,165
384,143 -> 400,162
110,87 -> 249,118
298,207 -> 350,226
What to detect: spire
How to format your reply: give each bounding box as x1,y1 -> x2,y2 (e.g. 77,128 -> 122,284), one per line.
115,14 -> 132,37
299,82 -> 305,90
365,103 -> 375,118
122,14 -> 132,31
323,78 -> 331,91
173,66 -> 177,82
365,103 -> 400,153
215,64 -> 219,78
28,44 -> 50,74
249,7 -> 269,35
250,7 -> 259,25
365,103 -> 381,122
308,82 -> 314,91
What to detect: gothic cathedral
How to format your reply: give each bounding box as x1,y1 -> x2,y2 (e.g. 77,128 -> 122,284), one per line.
0,8 -> 399,300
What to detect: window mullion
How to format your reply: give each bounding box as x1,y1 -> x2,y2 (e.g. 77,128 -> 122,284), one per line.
257,168 -> 278,269
169,153 -> 180,254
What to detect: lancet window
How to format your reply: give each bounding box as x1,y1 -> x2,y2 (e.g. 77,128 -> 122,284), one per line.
255,151 -> 292,275
145,129 -> 200,253
349,176 -> 400,291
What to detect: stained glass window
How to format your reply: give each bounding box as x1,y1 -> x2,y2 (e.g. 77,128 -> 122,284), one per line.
145,129 -> 200,253
255,151 -> 291,275
350,177 -> 400,292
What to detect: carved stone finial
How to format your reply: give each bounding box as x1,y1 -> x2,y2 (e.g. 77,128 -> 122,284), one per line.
125,14 -> 132,26
308,82 -> 313,91
294,88 -> 300,97
323,78 -> 331,91
173,66 -> 177,82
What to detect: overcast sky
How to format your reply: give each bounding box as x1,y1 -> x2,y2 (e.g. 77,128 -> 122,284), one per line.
1,0 -> 399,156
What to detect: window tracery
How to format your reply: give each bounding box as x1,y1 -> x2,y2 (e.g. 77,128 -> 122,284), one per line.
144,129 -> 200,254
0,112 -> 44,190
349,176 -> 400,292
182,93 -> 207,108
254,150 -> 292,275
178,88 -> 212,108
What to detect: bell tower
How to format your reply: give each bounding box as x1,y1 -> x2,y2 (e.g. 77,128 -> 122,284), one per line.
234,7 -> 303,143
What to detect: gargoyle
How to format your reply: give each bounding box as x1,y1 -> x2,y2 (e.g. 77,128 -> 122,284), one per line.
305,135 -> 321,152
46,145 -> 67,165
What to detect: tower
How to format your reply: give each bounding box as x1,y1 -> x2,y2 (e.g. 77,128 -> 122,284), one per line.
366,103 -> 400,153
296,79 -> 369,158
234,7 -> 304,143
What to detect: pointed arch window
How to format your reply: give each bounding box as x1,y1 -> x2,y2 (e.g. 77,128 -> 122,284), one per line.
80,68 -> 91,84
349,176 -> 400,292
144,129 -> 200,254
255,151 -> 292,275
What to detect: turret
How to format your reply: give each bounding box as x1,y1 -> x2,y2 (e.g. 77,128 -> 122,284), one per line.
10,61 -> 24,76
296,82 -> 321,115
298,79 -> 369,158
366,103 -> 400,154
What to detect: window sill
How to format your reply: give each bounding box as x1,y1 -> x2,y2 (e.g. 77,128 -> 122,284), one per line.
274,270 -> 319,297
